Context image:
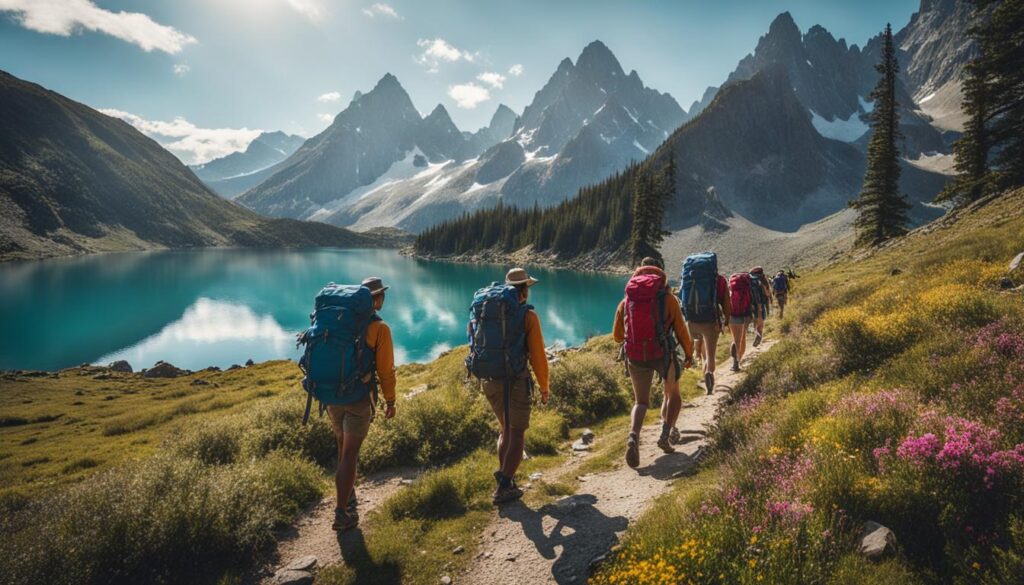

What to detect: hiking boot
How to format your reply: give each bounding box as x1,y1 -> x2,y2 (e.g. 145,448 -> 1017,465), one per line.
753,332 -> 763,347
626,434 -> 640,469
332,508 -> 358,532
669,426 -> 681,444
731,343 -> 740,371
704,372 -> 715,395
656,434 -> 675,454
492,484 -> 524,505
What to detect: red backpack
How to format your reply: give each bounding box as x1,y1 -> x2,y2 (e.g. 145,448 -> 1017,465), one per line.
623,273 -> 669,362
729,272 -> 752,317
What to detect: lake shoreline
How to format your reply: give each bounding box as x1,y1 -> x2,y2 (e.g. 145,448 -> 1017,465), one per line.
402,245 -> 632,275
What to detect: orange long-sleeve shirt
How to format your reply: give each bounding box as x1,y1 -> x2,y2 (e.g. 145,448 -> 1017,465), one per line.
366,320 -> 396,402
613,293 -> 694,359
524,309 -> 550,394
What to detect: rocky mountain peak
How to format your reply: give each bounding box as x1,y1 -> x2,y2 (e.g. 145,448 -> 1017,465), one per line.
576,39 -> 625,84
487,104 -> 517,139
766,11 -> 802,46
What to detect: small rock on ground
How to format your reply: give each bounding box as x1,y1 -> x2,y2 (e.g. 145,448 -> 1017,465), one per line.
860,521 -> 897,560
272,569 -> 313,585
283,555 -> 318,572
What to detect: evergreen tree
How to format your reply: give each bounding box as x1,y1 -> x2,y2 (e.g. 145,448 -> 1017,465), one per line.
939,0 -> 1024,204
849,23 -> 911,247
938,56 -> 991,204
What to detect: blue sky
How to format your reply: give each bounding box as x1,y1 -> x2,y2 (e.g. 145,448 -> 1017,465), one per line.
0,0 -> 921,164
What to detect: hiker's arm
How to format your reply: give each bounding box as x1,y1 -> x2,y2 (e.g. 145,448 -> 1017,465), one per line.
667,295 -> 693,360
373,322 -> 397,403
525,310 -> 550,398
612,301 -> 625,344
718,278 -> 731,326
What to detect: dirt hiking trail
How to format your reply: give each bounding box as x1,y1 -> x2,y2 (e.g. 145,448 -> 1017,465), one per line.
463,340 -> 775,585
254,340 -> 773,584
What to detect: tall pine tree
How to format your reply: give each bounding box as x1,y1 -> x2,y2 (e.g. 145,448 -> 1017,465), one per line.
628,160 -> 674,265
849,23 -> 911,247
939,0 -> 1024,204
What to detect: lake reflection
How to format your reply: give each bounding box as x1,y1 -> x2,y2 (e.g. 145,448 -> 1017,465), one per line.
0,249 -> 627,371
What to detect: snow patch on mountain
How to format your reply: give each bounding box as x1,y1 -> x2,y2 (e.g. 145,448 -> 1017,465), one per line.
809,109 -> 869,143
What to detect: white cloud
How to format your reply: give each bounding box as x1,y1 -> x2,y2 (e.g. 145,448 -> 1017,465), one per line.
284,0 -> 326,21
0,0 -> 197,54
447,83 -> 490,109
362,3 -> 400,19
317,91 -> 342,103
508,64 -> 524,77
416,38 -> 476,73
99,108 -> 261,165
476,71 -> 506,89
173,63 -> 190,77
317,113 -> 334,122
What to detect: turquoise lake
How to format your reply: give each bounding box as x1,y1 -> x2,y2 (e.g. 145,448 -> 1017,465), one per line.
0,249 -> 629,371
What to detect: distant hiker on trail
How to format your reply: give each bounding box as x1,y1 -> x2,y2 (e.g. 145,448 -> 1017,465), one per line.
296,277 -> 397,533
679,252 -> 730,395
772,270 -> 790,319
466,268 -> 550,505
613,257 -> 694,469
749,266 -> 771,347
728,272 -> 754,372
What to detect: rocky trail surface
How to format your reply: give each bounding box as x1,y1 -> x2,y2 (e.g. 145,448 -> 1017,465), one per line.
253,341 -> 774,585
462,340 -> 775,585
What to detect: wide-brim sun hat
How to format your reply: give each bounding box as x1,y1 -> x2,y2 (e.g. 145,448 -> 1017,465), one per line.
505,267 -> 539,287
361,276 -> 390,295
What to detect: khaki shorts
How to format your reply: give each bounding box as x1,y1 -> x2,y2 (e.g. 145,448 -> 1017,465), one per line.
327,394 -> 373,438
687,321 -> 721,349
482,376 -> 532,431
730,314 -> 753,326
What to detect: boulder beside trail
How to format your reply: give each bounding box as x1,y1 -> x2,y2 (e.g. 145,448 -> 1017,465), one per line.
107,360 -> 133,373
142,361 -> 188,378
860,521 -> 897,560
1009,251 -> 1023,273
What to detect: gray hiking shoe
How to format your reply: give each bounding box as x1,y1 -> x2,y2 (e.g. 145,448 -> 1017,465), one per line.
332,508 -> 358,532
705,372 -> 715,395
669,426 -> 681,444
753,332 -> 763,347
626,434 -> 640,469
656,434 -> 675,454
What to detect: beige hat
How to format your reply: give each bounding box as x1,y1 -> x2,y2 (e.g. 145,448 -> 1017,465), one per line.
505,267 -> 539,287
361,276 -> 390,295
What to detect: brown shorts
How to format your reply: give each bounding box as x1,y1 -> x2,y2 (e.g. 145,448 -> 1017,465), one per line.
327,394 -> 373,438
482,376 -> 532,430
686,321 -> 721,349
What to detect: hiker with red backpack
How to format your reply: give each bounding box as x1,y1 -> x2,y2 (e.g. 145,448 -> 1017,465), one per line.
296,277 -> 397,533
612,257 -> 694,469
680,252 -> 731,395
748,266 -> 771,348
728,272 -> 754,372
466,268 -> 550,505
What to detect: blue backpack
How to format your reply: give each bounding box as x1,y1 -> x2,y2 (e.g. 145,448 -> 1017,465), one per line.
465,283 -> 532,380
296,283 -> 379,423
680,253 -> 719,323
749,270 -> 769,310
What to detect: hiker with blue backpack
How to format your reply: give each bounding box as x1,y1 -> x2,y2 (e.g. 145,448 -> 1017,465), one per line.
612,257 -> 694,469
680,252 -> 731,395
296,277 -> 397,532
772,270 -> 790,319
466,268 -> 550,505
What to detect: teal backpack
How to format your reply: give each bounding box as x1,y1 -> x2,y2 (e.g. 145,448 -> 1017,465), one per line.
296,283 -> 379,423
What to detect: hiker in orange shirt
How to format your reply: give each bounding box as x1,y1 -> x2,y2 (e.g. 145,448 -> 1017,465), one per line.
613,257 -> 693,469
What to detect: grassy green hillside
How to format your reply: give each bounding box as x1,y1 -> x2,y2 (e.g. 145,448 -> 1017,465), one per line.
0,70 -> 379,262
0,335 -> 693,585
592,189 -> 1024,584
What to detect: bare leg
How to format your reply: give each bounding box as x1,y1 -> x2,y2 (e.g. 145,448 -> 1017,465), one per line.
662,362 -> 681,429
628,364 -> 654,436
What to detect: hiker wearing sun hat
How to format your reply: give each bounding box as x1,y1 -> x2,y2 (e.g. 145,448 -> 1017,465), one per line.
466,267 -> 550,505
297,276 -> 396,532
